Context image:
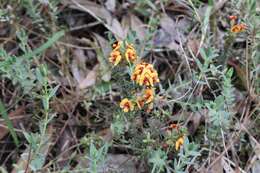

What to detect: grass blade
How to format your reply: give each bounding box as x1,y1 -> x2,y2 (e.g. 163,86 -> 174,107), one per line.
0,99 -> 19,147
19,30 -> 65,59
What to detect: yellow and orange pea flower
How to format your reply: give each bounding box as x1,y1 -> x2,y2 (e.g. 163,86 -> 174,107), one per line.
125,43 -> 137,63
112,41 -> 122,50
109,41 -> 122,66
109,50 -> 122,66
227,15 -> 247,33
131,62 -> 159,87
135,88 -> 154,110
228,15 -> 237,20
231,23 -> 247,33
120,98 -> 134,112
175,136 -> 184,151
143,88 -> 154,104
109,41 -> 137,65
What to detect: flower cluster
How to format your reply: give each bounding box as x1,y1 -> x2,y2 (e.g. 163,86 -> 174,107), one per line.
109,41 -> 137,66
231,24 -> 247,33
136,88 -> 154,110
131,62 -> 159,87
109,41 -> 122,66
228,15 -> 247,33
125,43 -> 137,63
119,61 -> 158,112
164,123 -> 186,151
120,84 -> 156,112
108,40 -> 159,113
109,38 -> 186,155
120,98 -> 134,113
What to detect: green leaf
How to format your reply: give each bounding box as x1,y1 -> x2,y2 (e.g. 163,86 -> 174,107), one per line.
42,96 -> 49,112
18,30 -> 65,60
0,99 -> 19,147
30,153 -> 45,171
49,85 -> 59,98
226,68 -> 234,78
0,166 -> 8,173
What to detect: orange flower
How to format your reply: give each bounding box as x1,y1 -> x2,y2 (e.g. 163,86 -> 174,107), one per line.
143,88 -> 154,103
131,64 -> 144,81
112,41 -> 122,50
175,136 -> 184,151
231,24 -> 247,33
138,70 -> 154,86
109,50 -> 122,66
131,62 -> 159,86
228,15 -> 237,20
168,123 -> 179,130
135,88 -> 154,110
120,98 -> 134,112
125,43 -> 137,63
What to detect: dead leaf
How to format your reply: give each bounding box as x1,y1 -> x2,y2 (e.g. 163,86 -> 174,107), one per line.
105,0 -> 116,12
121,15 -> 130,36
160,14 -> 176,34
165,1 -> 192,16
73,48 -> 88,65
62,0 -> 112,23
186,110 -> 206,135
97,128 -> 113,143
154,28 -> 175,48
93,34 -> 111,60
154,14 -> 187,52
110,18 -> 126,39
208,157 -> 223,173
187,38 -> 201,57
92,34 -> 112,82
63,0 -> 126,39
71,47 -> 97,85
251,160 -> 260,173
130,14 -> 146,41
79,64 -> 99,89
71,59 -> 83,84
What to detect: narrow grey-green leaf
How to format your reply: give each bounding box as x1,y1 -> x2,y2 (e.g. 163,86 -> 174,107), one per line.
0,99 -> 19,146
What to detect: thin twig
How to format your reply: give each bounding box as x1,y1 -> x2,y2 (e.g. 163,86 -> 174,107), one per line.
24,145 -> 32,173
